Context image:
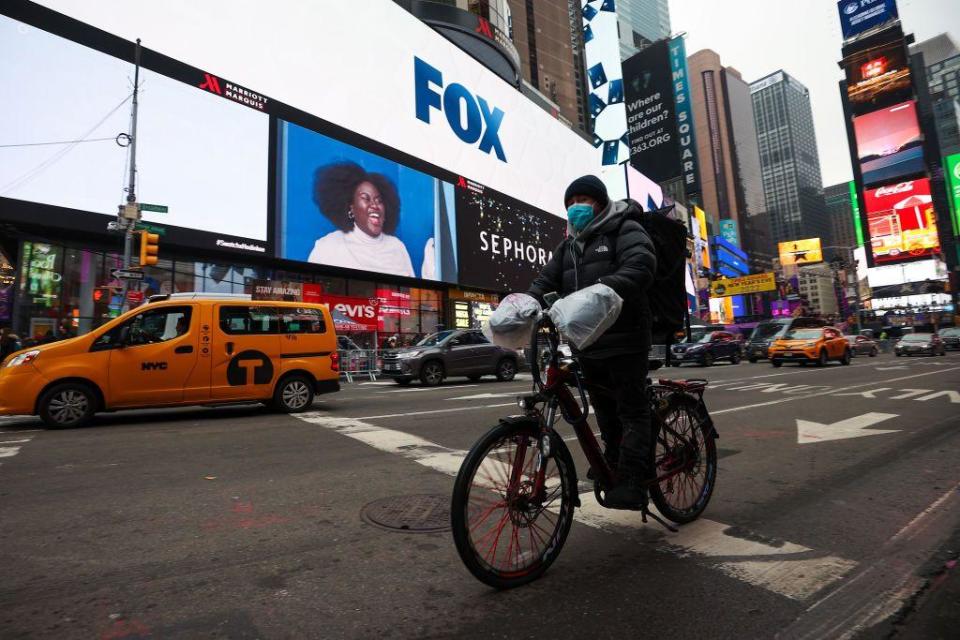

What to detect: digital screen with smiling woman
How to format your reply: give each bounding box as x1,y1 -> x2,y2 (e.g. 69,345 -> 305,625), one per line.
276,120 -> 457,283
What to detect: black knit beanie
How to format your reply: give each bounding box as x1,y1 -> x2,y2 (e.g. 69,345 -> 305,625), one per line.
563,175 -> 608,208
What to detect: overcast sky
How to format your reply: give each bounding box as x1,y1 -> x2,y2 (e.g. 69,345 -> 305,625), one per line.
668,0 -> 960,187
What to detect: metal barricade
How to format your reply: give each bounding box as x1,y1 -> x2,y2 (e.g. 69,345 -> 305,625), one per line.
338,349 -> 380,383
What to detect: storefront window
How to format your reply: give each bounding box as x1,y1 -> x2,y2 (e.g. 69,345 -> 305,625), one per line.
60,247 -> 107,336
17,242 -> 63,342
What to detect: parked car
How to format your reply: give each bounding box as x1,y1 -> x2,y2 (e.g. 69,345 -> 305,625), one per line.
671,330 -> 742,367
745,317 -> 826,362
894,333 -> 947,357
768,325 -> 851,367
940,327 -> 960,351
845,334 -> 879,357
380,329 -> 520,386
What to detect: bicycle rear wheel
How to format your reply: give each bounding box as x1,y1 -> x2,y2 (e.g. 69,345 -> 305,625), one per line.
451,420 -> 576,589
650,394 -> 717,524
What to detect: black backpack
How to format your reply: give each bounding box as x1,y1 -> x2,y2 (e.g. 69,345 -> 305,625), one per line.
612,199 -> 689,341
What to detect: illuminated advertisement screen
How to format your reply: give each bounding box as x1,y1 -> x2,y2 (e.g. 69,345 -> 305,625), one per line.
276,120 -> 458,283
843,39 -> 912,115
455,179 -> 566,291
0,14 -> 270,254
864,179 -> 941,264
622,40 -> 680,183
778,238 -> 823,266
837,0 -> 899,40
853,100 -> 925,186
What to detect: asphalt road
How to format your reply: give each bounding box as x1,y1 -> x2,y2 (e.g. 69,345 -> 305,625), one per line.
1,351 -> 959,639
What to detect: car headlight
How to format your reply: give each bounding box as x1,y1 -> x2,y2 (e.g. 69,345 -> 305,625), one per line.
804,342 -> 818,348
398,350 -> 422,358
6,350 -> 40,367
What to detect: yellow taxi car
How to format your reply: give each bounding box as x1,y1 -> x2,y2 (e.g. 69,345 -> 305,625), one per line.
768,325 -> 851,368
0,294 -> 340,428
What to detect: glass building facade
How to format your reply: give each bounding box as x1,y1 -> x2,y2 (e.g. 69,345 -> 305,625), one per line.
750,71 -> 829,246
617,0 -> 671,60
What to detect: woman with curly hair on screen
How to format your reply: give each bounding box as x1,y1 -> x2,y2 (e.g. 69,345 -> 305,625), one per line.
307,161 -> 415,277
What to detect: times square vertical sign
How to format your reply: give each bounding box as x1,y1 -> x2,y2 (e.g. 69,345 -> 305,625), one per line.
668,36 -> 701,198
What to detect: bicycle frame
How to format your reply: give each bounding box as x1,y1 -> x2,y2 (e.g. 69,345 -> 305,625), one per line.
519,314 -> 713,506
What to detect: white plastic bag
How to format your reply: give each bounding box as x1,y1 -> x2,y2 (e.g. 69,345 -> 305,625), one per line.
547,283 -> 623,350
483,293 -> 542,349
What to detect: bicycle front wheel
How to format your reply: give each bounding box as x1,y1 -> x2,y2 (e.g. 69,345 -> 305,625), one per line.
451,420 -> 576,589
650,394 -> 717,524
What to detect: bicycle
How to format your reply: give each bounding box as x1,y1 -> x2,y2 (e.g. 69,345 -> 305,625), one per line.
451,309 -> 719,589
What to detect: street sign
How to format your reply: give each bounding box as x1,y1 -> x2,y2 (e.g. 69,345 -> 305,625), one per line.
111,269 -> 144,281
139,203 -> 169,213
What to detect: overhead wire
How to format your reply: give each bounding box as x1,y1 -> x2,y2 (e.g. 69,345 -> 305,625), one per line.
0,91 -> 134,196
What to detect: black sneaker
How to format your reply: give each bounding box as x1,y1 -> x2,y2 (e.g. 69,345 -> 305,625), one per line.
603,484 -> 648,510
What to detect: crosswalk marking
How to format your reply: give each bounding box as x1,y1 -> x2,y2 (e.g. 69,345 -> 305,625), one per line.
294,412 -> 857,601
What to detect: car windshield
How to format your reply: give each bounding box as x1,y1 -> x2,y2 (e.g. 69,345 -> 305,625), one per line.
417,330 -> 456,347
940,328 -> 960,337
751,323 -> 786,340
783,328 -> 822,340
902,334 -> 931,342
697,332 -> 718,343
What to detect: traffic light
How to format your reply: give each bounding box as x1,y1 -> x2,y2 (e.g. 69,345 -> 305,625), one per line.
138,230 -> 159,266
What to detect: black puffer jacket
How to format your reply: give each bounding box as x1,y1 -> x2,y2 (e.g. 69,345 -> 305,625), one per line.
528,199 -> 656,358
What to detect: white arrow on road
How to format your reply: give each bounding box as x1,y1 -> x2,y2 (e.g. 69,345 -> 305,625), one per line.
797,412 -> 899,444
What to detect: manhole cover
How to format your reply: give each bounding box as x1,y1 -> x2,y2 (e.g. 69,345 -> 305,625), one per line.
360,494 -> 451,533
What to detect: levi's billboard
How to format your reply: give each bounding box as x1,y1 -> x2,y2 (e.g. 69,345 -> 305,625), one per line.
31,0 -> 602,218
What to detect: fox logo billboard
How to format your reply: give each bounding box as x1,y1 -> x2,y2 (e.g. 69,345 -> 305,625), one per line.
414,57 -> 507,162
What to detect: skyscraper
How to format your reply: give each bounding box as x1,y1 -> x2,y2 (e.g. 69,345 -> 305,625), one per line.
912,34 -> 960,157
617,0 -> 671,60
824,182 -> 859,264
687,50 -> 766,231
507,0 -> 590,133
750,71 -> 830,246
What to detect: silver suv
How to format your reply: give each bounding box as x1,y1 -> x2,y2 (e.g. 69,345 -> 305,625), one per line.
380,329 -> 520,386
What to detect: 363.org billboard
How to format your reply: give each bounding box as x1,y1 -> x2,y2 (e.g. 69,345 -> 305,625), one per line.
622,40 -> 680,184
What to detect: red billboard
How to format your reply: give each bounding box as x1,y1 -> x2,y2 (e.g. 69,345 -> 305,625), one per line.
853,100 -> 925,186
863,179 -> 941,264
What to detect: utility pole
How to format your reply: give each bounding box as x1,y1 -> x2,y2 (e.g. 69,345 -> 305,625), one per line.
117,39 -> 142,312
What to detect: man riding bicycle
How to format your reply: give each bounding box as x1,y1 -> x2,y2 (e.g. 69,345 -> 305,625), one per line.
528,175 -> 656,509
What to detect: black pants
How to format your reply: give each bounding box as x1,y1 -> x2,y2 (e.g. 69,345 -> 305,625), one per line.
579,353 -> 652,480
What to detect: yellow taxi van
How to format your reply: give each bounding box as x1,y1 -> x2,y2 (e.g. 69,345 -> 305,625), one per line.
0,294 -> 340,428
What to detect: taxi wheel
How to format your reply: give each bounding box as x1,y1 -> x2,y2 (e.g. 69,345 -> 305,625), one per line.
841,349 -> 852,366
771,359 -> 782,368
272,375 -> 315,413
816,350 -> 828,367
39,382 -> 97,429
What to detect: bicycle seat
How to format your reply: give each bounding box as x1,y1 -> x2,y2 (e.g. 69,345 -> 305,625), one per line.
657,378 -> 708,391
